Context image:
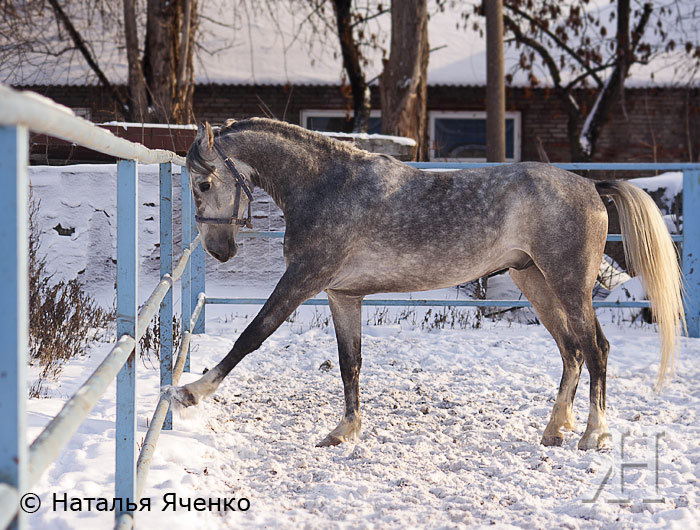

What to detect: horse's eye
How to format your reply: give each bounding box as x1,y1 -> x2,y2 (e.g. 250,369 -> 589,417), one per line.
199,181 -> 211,193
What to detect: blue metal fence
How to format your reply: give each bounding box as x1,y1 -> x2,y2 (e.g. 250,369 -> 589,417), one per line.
1,84 -> 700,529
0,85 -> 204,529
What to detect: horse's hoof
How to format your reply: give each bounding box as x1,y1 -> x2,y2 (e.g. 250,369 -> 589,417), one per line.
316,434 -> 343,448
162,385 -> 198,409
541,433 -> 564,447
578,430 -> 611,451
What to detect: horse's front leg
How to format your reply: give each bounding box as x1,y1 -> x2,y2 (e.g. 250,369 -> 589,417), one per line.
167,264 -> 326,407
317,291 -> 363,447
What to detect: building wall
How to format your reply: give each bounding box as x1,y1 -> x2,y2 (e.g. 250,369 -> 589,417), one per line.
20,83 -> 700,163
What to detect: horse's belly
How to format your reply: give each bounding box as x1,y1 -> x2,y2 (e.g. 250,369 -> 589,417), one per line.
327,247 -> 529,294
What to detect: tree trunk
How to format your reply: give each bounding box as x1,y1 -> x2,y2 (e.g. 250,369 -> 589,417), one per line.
485,0 -> 505,162
144,0 -> 196,124
379,0 -> 429,160
144,0 -> 174,122
122,0 -> 148,122
332,0 -> 370,132
172,0 -> 197,124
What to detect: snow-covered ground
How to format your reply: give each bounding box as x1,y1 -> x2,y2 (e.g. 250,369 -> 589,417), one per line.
23,164 -> 700,528
27,314 -> 700,529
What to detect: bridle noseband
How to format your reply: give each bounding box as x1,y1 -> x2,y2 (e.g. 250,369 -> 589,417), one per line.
193,142 -> 255,229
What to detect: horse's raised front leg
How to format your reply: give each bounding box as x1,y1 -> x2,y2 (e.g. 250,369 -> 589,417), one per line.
167,264 -> 326,407
317,291 -> 363,447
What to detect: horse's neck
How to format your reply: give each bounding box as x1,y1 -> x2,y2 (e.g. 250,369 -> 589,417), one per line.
239,132 -> 331,213
250,167 -> 287,212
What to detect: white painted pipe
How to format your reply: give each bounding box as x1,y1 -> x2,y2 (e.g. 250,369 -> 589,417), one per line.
0,85 -> 187,166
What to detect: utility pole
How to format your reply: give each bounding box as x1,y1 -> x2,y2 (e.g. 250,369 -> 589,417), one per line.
485,0 -> 505,162
478,0 -> 506,323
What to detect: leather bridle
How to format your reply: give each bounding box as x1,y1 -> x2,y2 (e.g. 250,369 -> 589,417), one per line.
193,142 -> 255,228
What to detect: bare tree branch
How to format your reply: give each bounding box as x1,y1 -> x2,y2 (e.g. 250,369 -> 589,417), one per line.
579,2 -> 653,157
504,1 -> 604,87
46,0 -> 128,115
503,14 -> 562,88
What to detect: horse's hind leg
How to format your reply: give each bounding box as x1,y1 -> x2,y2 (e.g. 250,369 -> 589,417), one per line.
317,291 -> 363,447
576,313 -> 611,450
512,264 -> 611,450
510,266 -> 583,446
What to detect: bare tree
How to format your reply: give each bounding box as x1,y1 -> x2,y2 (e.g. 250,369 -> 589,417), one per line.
446,0 -> 700,162
1,0 -> 198,124
49,0 -> 131,116
380,0 -> 429,160
485,0 -> 505,163
504,0 -> 654,161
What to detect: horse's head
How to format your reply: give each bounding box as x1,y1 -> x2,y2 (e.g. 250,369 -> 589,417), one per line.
186,122 -> 254,263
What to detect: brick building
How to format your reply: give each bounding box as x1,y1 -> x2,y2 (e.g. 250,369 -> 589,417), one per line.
21,82 -> 700,164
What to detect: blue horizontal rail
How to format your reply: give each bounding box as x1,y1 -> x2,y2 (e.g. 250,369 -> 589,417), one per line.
205,297 -> 651,309
238,231 -> 683,243
410,162 -> 700,171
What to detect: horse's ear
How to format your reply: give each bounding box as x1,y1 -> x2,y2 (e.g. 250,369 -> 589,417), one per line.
196,121 -> 215,153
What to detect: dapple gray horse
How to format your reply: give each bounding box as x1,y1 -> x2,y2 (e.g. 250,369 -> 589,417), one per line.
168,118 -> 684,451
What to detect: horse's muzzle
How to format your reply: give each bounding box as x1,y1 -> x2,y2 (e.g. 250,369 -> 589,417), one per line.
203,239 -> 238,263
211,246 -> 237,263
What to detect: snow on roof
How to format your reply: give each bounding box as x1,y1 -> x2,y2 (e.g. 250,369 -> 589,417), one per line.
3,0 -> 698,88
320,131 -> 417,146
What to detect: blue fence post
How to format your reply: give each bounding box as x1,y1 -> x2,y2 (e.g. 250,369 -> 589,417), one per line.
116,159 -> 138,520
683,168 -> 700,337
0,125 -> 29,530
190,185 -> 206,334
181,167 -> 192,372
159,162 -> 174,430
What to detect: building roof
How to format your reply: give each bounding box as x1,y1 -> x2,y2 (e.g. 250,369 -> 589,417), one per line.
3,0 -> 698,88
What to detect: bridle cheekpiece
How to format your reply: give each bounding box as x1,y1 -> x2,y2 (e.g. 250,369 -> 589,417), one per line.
193,142 -> 255,229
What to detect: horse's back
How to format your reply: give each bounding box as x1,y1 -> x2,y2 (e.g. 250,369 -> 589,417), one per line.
369,160 -> 605,243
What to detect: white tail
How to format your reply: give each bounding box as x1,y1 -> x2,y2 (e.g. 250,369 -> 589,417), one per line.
597,181 -> 686,389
